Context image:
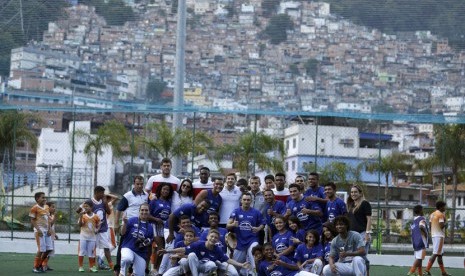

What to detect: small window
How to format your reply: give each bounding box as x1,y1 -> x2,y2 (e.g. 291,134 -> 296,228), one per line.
291,161 -> 295,171
292,138 -> 296,148
321,138 -> 325,143
285,162 -> 289,171
285,140 -> 289,150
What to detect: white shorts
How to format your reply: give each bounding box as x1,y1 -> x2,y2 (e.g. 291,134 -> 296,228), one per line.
96,231 -> 111,249
414,248 -> 426,260
35,232 -> 53,252
79,240 -> 96,257
431,236 -> 445,255
152,222 -> 164,237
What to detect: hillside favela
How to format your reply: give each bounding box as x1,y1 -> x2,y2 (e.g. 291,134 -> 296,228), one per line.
1,1 -> 465,272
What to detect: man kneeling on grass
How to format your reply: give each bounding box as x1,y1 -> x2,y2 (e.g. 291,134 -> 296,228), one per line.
322,215 -> 367,276
161,229 -> 250,276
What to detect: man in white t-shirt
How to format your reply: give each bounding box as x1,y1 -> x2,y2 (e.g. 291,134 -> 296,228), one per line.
192,166 -> 213,199
145,158 -> 181,197
219,173 -> 242,227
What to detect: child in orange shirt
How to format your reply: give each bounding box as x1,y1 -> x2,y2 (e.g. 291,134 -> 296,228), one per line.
29,192 -> 53,273
78,200 -> 101,272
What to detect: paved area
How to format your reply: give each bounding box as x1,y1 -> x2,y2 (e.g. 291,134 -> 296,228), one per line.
1,237 -> 463,268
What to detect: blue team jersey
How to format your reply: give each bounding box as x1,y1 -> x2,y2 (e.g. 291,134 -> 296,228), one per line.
323,241 -> 332,264
258,256 -> 297,276
174,203 -> 209,228
294,243 -> 323,270
200,227 -> 228,253
304,187 -> 326,208
326,198 -> 347,223
173,225 -> 201,244
206,190 -> 223,214
149,198 -> 171,221
265,201 -> 286,236
229,207 -> 265,250
411,215 -> 429,251
92,199 -> 108,233
291,228 -> 306,245
287,198 -> 322,231
272,230 -> 295,260
121,217 -> 154,258
185,241 -> 228,263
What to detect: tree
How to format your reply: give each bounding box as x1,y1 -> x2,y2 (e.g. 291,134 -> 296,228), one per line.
139,121 -> 212,160
310,161 -> 363,192
261,0 -> 280,17
264,14 -> 293,44
0,111 -> 38,166
364,152 -> 411,233
434,124 -> 465,243
146,79 -> 168,103
213,132 -> 284,176
304,59 -> 319,81
74,120 -> 131,187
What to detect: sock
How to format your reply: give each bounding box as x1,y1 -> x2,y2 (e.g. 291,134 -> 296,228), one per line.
34,257 -> 41,268
108,261 -> 114,269
89,257 -> 96,268
439,263 -> 446,273
409,265 -> 416,273
42,257 -> 49,267
418,266 -> 423,275
425,260 -> 433,271
78,256 -> 84,267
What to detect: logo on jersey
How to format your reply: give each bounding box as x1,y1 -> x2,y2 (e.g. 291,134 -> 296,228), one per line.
239,221 -> 253,231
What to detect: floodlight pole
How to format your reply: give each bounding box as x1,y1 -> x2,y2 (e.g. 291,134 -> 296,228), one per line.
172,0 -> 187,176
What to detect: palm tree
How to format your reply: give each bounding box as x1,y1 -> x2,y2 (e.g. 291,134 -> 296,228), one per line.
364,152 -> 411,233
213,132 -> 284,176
434,124 -> 465,243
0,111 -> 38,166
140,121 -> 212,160
317,161 -> 364,192
74,120 -> 131,187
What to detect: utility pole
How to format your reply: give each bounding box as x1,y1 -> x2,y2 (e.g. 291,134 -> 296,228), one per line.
172,0 -> 187,176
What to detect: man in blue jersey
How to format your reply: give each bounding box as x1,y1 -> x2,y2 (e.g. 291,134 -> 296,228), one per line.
162,229 -> 250,276
264,189 -> 286,239
324,182 -> 347,223
407,205 -> 429,276
167,200 -> 210,243
194,178 -> 224,215
227,192 -> 265,276
286,184 -> 323,232
304,172 -> 328,212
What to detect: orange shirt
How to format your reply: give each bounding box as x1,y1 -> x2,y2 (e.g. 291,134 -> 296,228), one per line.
29,204 -> 50,233
429,209 -> 446,238
79,213 -> 100,241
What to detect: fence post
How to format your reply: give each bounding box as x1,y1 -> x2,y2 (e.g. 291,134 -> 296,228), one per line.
68,112 -> 76,243
10,114 -> 17,240
191,112 -> 196,179
314,117 -> 318,171
376,123 -> 382,254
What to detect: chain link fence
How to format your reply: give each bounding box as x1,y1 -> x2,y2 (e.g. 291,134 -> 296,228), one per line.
1,109 -> 465,255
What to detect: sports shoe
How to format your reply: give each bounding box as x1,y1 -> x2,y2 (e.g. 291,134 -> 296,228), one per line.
441,273 -> 452,276
78,267 -> 85,272
423,272 -> 432,276
43,266 -> 54,271
99,263 -> 111,270
32,267 -> 44,273
90,266 -> 98,273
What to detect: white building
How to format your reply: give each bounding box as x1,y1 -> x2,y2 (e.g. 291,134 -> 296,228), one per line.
284,124 -> 395,182
36,121 -> 115,194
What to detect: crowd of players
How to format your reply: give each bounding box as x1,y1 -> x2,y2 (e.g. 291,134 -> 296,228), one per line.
29,157 -> 451,276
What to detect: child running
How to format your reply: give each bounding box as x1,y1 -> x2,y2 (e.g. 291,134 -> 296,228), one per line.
407,205 -> 428,276
78,199 -> 101,272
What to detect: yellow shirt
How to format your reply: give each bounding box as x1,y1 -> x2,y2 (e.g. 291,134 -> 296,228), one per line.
29,204 -> 50,233
429,210 -> 446,238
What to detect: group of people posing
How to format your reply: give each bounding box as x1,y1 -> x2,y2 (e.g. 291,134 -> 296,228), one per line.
28,157 -> 450,276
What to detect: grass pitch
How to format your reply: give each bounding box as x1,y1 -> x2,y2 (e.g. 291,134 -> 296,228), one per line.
0,253 -> 462,276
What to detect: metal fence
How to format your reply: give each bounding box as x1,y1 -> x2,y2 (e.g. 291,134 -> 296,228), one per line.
1,109 -> 465,254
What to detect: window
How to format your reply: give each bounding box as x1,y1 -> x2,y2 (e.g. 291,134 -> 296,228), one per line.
396,210 -> 403,219
292,160 -> 295,171
285,162 -> 289,171
292,138 -> 296,148
321,138 -> 324,143
285,140 -> 289,150
458,197 -> 462,206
